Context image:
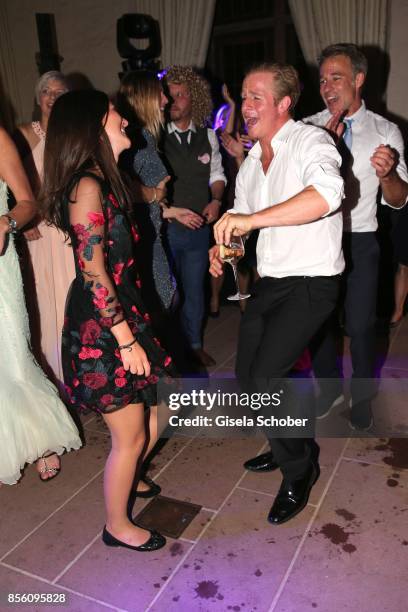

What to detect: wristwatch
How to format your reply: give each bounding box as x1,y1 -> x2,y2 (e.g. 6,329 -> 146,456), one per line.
2,214 -> 18,234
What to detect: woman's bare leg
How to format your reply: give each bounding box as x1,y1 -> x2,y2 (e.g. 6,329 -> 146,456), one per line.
135,405 -> 158,492
102,402 -> 152,545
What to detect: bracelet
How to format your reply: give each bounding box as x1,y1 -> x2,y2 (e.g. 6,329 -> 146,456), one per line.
118,338 -> 137,351
148,188 -> 157,204
1,214 -> 18,234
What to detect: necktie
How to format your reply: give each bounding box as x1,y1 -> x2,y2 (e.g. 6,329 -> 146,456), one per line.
177,130 -> 190,147
342,118 -> 353,150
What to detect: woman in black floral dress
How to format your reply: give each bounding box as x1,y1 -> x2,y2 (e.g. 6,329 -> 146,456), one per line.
41,90 -> 173,552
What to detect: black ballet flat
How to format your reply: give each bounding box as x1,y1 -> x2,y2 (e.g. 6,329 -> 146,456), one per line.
134,476 -> 161,498
209,310 -> 220,318
102,526 -> 166,551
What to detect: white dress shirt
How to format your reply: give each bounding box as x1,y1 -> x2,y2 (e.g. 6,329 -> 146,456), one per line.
167,121 -> 227,186
304,101 -> 408,232
233,119 -> 345,278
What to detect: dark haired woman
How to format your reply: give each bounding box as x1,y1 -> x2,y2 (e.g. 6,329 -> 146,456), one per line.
41,90 -> 173,551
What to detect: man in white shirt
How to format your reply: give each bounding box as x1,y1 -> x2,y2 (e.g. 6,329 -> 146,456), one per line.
210,63 -> 344,525
305,44 -> 408,430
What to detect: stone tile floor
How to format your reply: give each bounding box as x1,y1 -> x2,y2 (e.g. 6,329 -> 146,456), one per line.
1,305 -> 407,612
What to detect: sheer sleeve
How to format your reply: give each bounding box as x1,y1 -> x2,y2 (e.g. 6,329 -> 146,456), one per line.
68,177 -> 124,329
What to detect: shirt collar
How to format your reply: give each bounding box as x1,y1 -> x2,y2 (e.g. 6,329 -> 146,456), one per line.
248,118 -> 296,159
167,120 -> 196,134
345,100 -> 366,124
326,100 -> 366,125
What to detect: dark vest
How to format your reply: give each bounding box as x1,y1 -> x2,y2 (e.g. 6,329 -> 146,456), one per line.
162,126 -> 212,214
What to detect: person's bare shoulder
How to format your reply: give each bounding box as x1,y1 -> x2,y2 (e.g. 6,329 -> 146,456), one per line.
15,123 -> 39,151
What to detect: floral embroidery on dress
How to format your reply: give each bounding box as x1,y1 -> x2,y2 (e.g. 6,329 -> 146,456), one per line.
61,172 -> 174,413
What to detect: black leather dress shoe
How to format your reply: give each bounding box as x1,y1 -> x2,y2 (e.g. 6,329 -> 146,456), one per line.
268,464 -> 318,525
134,476 -> 161,498
244,452 -> 279,472
102,526 -> 166,551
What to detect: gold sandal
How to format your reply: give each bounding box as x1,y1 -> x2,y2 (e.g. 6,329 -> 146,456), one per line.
37,452 -> 61,482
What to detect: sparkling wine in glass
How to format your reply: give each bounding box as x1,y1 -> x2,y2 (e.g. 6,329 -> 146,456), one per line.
219,234 -> 251,301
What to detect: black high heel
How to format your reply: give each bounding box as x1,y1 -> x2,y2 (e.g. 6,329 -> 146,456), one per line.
102,526 -> 166,551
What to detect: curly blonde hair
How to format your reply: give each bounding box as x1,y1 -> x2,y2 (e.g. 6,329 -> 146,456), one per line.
165,65 -> 213,128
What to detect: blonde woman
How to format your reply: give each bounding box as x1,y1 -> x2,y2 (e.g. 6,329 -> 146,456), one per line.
14,71 -> 74,392
117,70 -> 203,316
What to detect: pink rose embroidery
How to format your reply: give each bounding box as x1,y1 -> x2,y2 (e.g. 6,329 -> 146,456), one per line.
83,372 -> 107,390
80,319 -> 102,345
95,286 -> 109,299
131,225 -> 140,243
101,394 -> 115,406
108,193 -> 120,208
87,211 -> 105,226
79,347 -> 103,360
114,377 -> 127,388
113,262 -> 125,285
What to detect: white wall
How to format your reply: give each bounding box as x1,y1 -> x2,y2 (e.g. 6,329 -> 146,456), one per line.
5,0 -> 140,123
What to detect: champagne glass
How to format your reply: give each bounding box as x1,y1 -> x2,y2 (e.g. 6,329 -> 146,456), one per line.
219,234 -> 251,301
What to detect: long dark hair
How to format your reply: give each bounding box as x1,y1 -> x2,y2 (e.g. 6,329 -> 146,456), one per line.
41,90 -> 129,231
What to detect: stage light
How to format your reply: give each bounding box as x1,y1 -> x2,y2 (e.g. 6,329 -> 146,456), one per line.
117,13 -> 161,73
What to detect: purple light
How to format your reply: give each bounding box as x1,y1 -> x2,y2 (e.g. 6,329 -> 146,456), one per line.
213,104 -> 229,131
157,69 -> 168,80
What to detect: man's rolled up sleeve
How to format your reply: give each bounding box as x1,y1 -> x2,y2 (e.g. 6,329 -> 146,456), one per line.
208,129 -> 227,186
300,129 -> 344,215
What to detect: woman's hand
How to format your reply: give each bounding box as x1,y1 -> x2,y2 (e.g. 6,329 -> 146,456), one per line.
324,111 -> 345,143
222,83 -> 235,107
221,131 -> 245,161
24,226 -> 42,241
120,340 -> 151,376
155,175 -> 171,202
163,206 -> 204,229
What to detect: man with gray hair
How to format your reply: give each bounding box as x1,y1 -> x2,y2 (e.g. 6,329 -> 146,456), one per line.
305,43 -> 408,430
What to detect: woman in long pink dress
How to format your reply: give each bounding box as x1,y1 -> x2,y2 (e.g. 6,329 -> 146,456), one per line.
15,71 -> 75,391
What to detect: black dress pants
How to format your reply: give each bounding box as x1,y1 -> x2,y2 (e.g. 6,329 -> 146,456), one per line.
236,275 -> 340,481
311,232 -> 379,404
